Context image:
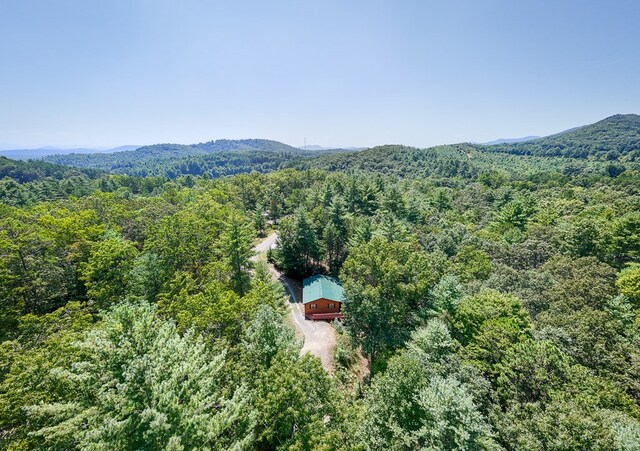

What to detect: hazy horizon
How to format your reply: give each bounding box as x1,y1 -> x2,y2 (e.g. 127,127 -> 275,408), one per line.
0,117 -> 620,152
1,0 -> 638,149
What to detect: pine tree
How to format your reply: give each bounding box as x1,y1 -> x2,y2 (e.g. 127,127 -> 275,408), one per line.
323,198 -> 348,273
23,302 -> 253,450
276,208 -> 320,276
220,211 -> 254,296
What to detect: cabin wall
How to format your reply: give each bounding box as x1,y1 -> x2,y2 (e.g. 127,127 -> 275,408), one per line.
304,298 -> 341,315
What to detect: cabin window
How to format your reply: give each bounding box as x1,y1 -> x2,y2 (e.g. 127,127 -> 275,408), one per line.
310,304 -> 317,309
329,303 -> 335,308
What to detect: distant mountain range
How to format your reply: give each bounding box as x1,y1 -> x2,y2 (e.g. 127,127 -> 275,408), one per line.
299,145 -> 367,151
0,145 -> 140,160
482,136 -> 540,145
43,139 -> 345,178
46,139 -> 300,166
4,114 -> 637,180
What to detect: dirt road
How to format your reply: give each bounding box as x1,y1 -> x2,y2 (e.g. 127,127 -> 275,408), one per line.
251,232 -> 278,259
252,233 -> 336,371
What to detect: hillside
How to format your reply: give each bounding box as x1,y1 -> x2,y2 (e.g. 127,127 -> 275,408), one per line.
0,156 -> 103,183
295,142 -> 635,181
0,156 -> 108,205
482,114 -> 640,161
43,138 -> 340,178
292,114 -> 640,178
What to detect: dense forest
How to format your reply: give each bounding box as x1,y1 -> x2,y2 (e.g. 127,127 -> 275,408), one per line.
1,117 -> 640,449
295,143 -> 638,181
0,156 -> 103,183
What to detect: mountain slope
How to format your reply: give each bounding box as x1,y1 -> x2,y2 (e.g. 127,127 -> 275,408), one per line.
294,143 -> 613,180
482,114 -> 640,161
295,114 -> 640,179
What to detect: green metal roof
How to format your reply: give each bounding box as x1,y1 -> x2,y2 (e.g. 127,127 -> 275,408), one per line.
303,275 -> 345,304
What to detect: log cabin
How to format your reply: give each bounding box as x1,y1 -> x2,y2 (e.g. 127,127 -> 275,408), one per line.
303,275 -> 345,321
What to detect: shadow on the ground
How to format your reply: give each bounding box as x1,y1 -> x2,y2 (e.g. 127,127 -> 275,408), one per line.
279,273 -> 303,304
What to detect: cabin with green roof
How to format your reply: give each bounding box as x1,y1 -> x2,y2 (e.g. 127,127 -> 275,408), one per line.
303,275 -> 345,320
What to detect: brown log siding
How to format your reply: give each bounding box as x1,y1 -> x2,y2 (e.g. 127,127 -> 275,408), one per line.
304,298 -> 342,316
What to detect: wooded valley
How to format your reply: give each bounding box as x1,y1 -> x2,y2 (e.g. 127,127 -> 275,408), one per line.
1,115 -> 639,449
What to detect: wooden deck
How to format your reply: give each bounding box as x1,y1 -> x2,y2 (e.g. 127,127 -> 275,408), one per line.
307,312 -> 343,321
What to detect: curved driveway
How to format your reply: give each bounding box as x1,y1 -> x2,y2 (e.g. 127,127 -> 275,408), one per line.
253,232 -> 336,371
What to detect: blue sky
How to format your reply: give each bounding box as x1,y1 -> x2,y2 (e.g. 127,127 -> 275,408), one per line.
1,0 -> 638,149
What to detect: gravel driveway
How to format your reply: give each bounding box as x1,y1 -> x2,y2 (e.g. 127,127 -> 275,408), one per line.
253,233 -> 336,372
289,303 -> 336,371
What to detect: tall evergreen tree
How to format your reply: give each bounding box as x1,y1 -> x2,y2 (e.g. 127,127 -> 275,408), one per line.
323,198 -> 348,274
21,302 -> 252,450
276,208 -> 320,276
220,211 -> 254,296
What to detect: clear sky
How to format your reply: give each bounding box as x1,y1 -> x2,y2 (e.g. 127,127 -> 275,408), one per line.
1,0 -> 638,149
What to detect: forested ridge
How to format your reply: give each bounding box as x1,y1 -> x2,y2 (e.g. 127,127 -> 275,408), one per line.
0,156 -> 103,183
480,114 -> 640,161
43,139 -> 349,178
35,115 -> 640,181
296,143 -> 639,181
1,118 -> 640,449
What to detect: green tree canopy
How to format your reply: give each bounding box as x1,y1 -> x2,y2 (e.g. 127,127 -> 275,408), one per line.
341,236 -> 444,359
21,302 -> 252,450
